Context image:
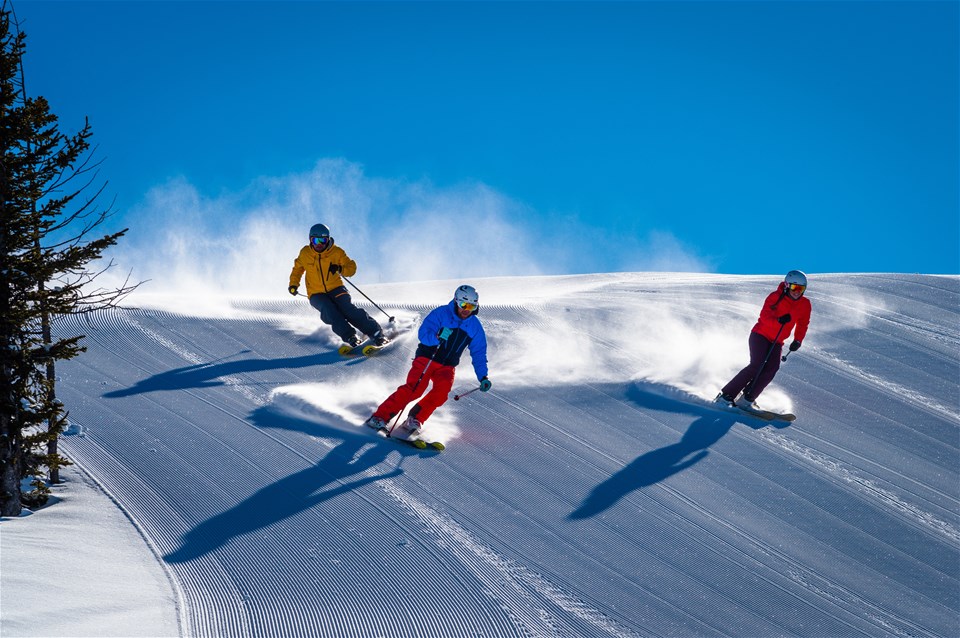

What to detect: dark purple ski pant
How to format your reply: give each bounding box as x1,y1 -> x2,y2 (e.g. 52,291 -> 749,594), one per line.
721,331 -> 782,401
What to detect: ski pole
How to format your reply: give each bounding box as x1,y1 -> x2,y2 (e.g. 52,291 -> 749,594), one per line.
743,322 -> 786,399
342,276 -> 395,323
454,386 -> 482,401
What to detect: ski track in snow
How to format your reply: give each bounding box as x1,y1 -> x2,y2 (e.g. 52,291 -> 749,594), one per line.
126,315 -> 268,406
755,427 -> 960,544
379,480 -> 642,638
811,348 -> 959,424
52,274 -> 959,638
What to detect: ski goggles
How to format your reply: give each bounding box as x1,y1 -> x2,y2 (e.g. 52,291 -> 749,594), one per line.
786,283 -> 806,295
310,236 -> 330,249
457,300 -> 478,312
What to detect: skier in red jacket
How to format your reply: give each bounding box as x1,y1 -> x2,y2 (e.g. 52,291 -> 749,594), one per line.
715,271 -> 811,410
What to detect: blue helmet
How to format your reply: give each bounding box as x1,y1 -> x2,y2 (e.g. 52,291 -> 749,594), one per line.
309,223 -> 330,240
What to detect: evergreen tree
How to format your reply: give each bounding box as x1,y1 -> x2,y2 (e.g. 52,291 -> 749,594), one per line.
0,2 -> 137,515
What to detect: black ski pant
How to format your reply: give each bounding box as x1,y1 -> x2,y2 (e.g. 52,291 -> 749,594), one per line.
309,286 -> 380,343
721,332 -> 782,401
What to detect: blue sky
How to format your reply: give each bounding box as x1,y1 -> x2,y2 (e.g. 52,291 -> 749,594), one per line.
14,0 -> 959,280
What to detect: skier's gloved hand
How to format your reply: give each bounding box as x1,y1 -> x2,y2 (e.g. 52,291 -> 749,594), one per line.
328,263 -> 342,275
789,340 -> 801,352
777,313 -> 792,325
288,285 -> 298,296
479,377 -> 492,392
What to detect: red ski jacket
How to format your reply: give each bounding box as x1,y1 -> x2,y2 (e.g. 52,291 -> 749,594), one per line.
752,282 -> 811,345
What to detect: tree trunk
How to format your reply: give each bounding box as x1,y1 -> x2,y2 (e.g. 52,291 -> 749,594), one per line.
0,282 -> 22,515
0,408 -> 22,517
46,358 -> 59,484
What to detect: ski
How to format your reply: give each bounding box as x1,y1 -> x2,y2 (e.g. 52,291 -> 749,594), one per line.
338,339 -> 391,357
729,405 -> 796,423
400,438 -> 444,451
389,432 -> 445,451
370,424 -> 445,451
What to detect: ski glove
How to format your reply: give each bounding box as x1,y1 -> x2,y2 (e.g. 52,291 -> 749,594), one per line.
479,377 -> 492,392
789,340 -> 801,352
288,285 -> 298,296
328,263 -> 342,275
777,313 -> 792,325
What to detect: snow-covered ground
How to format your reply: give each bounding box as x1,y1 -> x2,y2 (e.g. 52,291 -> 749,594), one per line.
0,466 -> 180,637
2,272 -> 958,637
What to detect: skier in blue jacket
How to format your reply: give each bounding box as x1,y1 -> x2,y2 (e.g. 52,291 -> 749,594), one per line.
365,285 -> 491,438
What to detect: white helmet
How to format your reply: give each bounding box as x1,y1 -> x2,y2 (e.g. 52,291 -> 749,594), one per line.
784,270 -> 807,287
453,284 -> 479,310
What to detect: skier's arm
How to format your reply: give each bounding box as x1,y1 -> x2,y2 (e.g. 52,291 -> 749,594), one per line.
793,301 -> 811,343
340,256 -> 358,278
289,255 -> 305,288
334,248 -> 358,277
468,325 -> 489,380
417,308 -> 444,346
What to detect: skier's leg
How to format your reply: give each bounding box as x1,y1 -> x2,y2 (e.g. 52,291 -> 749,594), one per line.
721,332 -> 771,398
747,341 -> 782,399
409,364 -> 455,424
329,286 -> 382,338
309,293 -> 357,342
373,356 -> 432,421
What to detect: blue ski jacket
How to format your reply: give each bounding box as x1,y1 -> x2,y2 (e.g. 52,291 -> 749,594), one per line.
415,302 -> 489,380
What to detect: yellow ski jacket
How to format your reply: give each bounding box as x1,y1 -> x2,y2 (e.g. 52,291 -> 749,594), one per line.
289,242 -> 358,296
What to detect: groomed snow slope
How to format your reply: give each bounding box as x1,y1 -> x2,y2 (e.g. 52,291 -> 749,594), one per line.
54,273 -> 958,638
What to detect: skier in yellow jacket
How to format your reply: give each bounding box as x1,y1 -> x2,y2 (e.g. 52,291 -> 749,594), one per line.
288,223 -> 386,348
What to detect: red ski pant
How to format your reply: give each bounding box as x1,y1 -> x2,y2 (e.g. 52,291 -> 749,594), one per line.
374,356 -> 456,425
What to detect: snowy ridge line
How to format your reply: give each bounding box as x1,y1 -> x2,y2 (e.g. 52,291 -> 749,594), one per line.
842,274 -> 960,331
379,480 -> 644,638
755,428 -> 960,545
811,348 -> 959,425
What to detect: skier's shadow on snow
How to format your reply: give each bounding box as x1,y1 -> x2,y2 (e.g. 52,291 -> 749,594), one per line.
569,385 -> 791,520
163,407 -> 408,564
103,349 -> 345,398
